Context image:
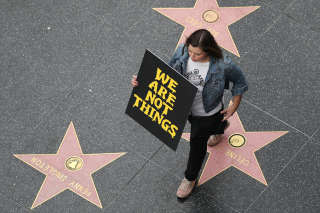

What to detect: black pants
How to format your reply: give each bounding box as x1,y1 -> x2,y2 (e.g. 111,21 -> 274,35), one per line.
184,109 -> 225,181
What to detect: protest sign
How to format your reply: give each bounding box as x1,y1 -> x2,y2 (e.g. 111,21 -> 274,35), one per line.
126,50 -> 197,151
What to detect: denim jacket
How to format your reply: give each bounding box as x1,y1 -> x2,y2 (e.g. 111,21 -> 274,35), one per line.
168,44 -> 248,113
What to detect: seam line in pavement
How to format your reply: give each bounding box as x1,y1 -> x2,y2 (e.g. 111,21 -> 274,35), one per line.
283,0 -> 299,13
259,13 -> 283,37
244,141 -> 308,213
120,144 -> 165,190
281,0 -> 318,34
242,99 -> 311,139
310,128 -> 320,140
205,193 -> 241,213
236,1 -> 283,59
259,0 -> 299,38
0,190 -> 30,212
101,144 -> 165,210
114,143 -> 241,213
127,146 -> 243,213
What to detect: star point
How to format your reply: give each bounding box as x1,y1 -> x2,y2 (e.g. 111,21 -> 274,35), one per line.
181,113 -> 288,186
14,122 -> 126,209
153,0 -> 260,57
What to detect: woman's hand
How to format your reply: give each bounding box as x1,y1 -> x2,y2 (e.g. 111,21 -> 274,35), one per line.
131,75 -> 138,87
220,105 -> 237,121
220,95 -> 242,121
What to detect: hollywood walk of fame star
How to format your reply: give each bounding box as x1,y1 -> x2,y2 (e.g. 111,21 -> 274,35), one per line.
181,112 -> 288,186
14,122 -> 126,209
153,0 -> 260,57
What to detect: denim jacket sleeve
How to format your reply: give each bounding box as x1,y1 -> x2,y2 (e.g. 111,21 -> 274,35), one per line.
224,56 -> 248,96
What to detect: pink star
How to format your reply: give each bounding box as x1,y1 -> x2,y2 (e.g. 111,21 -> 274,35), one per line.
153,0 -> 260,57
14,122 -> 126,209
182,112 -> 288,186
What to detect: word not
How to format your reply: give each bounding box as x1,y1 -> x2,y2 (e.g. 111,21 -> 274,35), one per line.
133,94 -> 178,138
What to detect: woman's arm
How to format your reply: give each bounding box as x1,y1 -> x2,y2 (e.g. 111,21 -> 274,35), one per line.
221,56 -> 248,120
221,95 -> 242,121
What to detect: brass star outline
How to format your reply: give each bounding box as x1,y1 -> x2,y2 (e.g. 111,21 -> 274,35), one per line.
14,122 -> 126,209
182,112 -> 288,186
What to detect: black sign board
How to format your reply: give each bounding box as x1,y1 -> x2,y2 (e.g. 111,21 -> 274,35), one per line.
125,50 -> 197,151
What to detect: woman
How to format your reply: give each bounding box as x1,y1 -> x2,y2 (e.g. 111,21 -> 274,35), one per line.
131,29 -> 248,199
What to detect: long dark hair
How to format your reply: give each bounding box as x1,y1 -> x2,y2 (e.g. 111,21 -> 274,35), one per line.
185,29 -> 223,59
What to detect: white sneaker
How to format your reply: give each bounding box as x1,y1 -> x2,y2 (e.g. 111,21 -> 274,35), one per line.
176,178 -> 196,199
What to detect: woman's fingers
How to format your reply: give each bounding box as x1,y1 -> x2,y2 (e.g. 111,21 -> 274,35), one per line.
222,113 -> 231,121
131,75 -> 138,87
221,107 -> 235,121
131,81 -> 138,87
220,109 -> 227,114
